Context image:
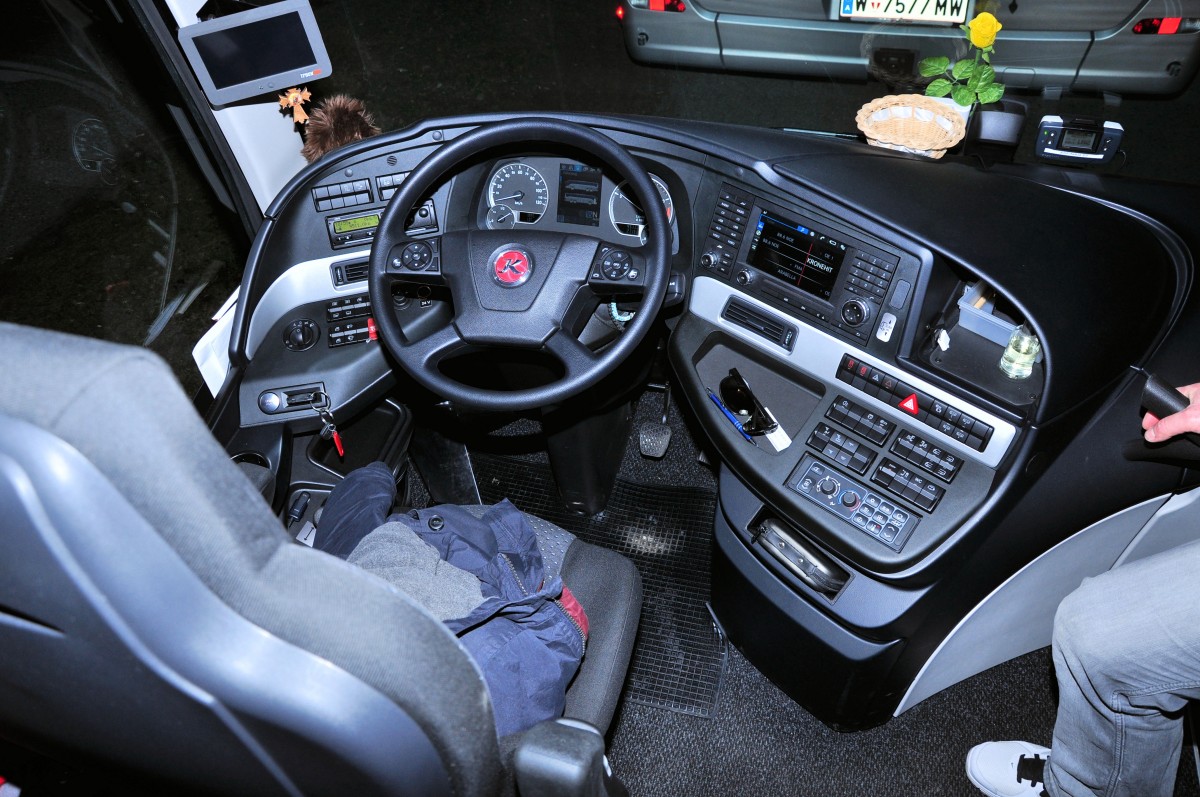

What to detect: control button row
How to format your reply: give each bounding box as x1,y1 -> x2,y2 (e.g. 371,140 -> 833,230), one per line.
836,354 -> 994,452
328,318 -> 376,348
377,171 -> 409,201
325,293 -> 372,322
850,255 -> 896,279
871,458 -> 944,512
891,431 -> 961,483
313,178 -> 374,211
845,274 -> 886,301
759,281 -> 832,324
786,456 -> 917,552
826,395 -> 895,446
807,422 -> 875,475
849,493 -> 912,546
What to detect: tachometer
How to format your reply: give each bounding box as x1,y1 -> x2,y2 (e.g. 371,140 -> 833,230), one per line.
609,174 -> 673,243
488,162 -> 548,224
486,204 -> 517,229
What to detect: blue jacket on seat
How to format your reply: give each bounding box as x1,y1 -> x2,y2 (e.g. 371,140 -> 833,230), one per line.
404,500 -> 587,737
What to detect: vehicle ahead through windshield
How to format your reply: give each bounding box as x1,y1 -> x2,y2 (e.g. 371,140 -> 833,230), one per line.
619,0 -> 1200,96
3,1 -> 1200,796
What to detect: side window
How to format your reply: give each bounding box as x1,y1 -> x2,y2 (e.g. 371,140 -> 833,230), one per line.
0,1 -> 247,397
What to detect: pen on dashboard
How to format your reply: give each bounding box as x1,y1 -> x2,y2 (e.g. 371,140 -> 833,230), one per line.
707,388 -> 757,445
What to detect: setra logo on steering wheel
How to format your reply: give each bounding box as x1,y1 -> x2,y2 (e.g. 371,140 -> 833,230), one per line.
491,247 -> 533,287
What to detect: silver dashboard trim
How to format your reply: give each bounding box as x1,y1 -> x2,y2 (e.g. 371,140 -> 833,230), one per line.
690,276 -> 1016,469
246,250 -> 372,358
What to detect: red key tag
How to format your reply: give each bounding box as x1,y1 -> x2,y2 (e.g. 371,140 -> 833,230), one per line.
315,402 -> 345,458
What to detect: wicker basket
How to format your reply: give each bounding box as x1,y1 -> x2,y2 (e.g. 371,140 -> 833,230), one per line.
855,94 -> 968,159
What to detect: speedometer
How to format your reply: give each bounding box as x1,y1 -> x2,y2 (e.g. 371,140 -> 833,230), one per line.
609,175 -> 673,243
488,162 -> 548,224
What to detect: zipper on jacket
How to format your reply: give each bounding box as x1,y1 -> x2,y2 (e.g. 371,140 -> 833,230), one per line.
498,552 -> 529,596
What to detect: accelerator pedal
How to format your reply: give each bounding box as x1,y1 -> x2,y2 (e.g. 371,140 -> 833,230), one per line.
638,382 -> 673,459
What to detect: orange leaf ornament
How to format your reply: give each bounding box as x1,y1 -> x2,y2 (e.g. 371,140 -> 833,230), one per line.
279,87 -> 312,124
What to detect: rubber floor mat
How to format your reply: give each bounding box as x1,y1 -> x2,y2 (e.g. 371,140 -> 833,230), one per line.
473,453 -> 727,718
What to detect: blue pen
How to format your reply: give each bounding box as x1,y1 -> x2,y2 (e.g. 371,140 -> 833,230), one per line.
707,388 -> 757,445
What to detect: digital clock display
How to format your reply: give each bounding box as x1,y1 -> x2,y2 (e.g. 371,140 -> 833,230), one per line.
332,213 -> 381,235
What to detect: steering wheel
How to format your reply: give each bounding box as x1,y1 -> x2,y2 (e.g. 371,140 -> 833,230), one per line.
368,118 -> 671,412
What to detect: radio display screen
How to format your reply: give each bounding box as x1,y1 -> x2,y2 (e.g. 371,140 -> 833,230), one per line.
748,211 -> 846,300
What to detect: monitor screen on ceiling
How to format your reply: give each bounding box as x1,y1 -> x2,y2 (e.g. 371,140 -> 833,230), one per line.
178,0 -> 332,107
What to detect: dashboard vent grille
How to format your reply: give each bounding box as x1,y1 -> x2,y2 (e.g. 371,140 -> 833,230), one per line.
722,298 -> 796,351
332,260 -> 369,286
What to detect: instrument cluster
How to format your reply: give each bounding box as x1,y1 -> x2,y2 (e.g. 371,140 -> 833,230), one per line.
479,156 -> 678,249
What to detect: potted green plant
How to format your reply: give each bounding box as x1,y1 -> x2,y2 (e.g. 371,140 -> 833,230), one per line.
918,12 -> 1024,153
919,12 -> 1006,108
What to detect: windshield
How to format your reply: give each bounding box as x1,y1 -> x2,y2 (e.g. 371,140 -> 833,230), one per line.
1,0 -> 1198,392
302,1 -> 1200,184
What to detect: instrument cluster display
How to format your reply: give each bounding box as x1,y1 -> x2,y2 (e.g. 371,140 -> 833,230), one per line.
483,156 -> 676,247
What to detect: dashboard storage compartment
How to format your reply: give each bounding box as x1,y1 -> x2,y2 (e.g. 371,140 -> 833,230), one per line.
916,279 -> 1044,413
956,281 -> 1019,348
752,515 -> 849,596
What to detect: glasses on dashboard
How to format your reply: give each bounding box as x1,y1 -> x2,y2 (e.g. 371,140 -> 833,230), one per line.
719,368 -> 778,436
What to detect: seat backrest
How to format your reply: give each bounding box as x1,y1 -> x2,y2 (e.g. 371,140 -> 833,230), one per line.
0,323 -> 499,796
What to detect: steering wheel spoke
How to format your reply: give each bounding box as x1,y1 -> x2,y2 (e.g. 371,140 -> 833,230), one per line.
404,322 -> 469,372
544,327 -> 601,379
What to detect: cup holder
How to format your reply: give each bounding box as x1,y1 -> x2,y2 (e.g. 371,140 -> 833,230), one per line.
231,452 -> 275,502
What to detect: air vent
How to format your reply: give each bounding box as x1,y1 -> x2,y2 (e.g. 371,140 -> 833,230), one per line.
722,298 -> 796,351
332,260 -> 370,286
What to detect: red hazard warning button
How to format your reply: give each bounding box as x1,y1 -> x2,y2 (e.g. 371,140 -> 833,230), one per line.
899,394 -> 919,415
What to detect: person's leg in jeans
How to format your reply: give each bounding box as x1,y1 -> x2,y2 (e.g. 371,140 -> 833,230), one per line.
968,537 -> 1200,797
1042,537 -> 1200,797
312,461 -> 396,559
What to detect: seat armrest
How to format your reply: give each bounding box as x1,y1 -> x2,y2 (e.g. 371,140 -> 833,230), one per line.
513,719 -> 628,797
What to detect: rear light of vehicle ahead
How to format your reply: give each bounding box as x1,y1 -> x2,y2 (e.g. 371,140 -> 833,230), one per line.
624,0 -> 688,11
1133,17 -> 1200,34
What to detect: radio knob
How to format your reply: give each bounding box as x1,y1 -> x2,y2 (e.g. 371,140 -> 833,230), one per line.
699,252 -> 717,269
734,269 -> 754,287
841,299 -> 870,327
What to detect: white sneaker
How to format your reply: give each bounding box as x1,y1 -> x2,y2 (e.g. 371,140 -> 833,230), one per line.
966,741 -> 1051,797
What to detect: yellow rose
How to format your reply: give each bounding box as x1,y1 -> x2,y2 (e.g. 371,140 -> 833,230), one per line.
967,12 -> 1003,49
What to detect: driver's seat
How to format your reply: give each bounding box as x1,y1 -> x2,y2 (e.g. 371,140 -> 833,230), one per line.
0,322 -> 641,796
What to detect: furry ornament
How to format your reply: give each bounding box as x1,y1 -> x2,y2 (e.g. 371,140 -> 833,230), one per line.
300,95 -> 382,163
